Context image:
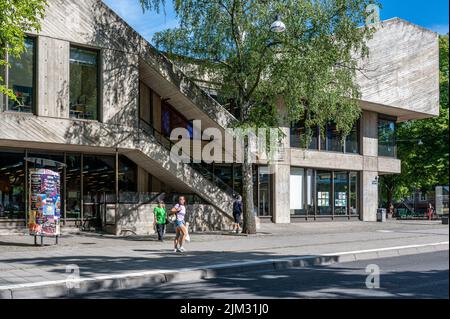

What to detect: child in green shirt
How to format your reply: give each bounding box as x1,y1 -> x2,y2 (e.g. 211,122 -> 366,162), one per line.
153,200 -> 167,241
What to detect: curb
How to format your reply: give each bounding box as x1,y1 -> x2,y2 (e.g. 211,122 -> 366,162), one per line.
0,242 -> 448,299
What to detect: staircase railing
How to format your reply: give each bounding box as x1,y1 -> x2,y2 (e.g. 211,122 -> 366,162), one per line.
138,119 -> 238,197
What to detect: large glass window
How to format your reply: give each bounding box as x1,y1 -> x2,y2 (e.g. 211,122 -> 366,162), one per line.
69,47 -> 99,120
321,123 -> 343,152
257,166 -> 272,217
119,155 -> 137,193
214,164 -> 233,190
161,102 -> 193,138
290,121 -> 318,150
345,124 -> 359,154
290,121 -> 358,154
3,37 -> 35,113
378,117 -> 397,157
0,150 -> 26,219
334,172 -> 348,215
66,154 -> 81,220
316,171 -> 332,215
349,172 -> 358,216
290,167 -> 305,215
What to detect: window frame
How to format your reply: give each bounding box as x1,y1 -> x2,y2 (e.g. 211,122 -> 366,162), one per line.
2,36 -> 37,114
377,114 -> 398,158
69,45 -> 101,121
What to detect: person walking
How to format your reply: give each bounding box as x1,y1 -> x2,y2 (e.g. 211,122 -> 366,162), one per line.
153,200 -> 167,241
171,196 -> 188,252
427,202 -> 434,221
232,195 -> 243,234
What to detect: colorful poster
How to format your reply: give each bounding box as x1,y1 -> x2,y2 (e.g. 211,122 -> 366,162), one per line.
28,169 -> 61,237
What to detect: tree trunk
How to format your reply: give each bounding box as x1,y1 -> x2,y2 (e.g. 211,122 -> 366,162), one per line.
386,187 -> 393,216
242,135 -> 256,234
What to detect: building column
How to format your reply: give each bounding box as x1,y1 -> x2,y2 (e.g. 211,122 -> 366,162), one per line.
360,111 -> 379,221
271,163 -> 291,223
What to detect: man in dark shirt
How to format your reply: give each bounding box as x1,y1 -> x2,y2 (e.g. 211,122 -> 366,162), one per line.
232,195 -> 243,234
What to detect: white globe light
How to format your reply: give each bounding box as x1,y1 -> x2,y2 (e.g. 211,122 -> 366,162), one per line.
270,15 -> 286,33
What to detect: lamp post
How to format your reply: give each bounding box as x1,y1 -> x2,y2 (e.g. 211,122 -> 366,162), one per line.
270,15 -> 286,33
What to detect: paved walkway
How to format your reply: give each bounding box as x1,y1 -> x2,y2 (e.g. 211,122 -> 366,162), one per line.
0,220 -> 447,290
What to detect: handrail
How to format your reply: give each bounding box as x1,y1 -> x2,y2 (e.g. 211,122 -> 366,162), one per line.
138,119 -> 239,197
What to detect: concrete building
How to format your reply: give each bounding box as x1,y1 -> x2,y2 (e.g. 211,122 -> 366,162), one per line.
0,0 -> 440,235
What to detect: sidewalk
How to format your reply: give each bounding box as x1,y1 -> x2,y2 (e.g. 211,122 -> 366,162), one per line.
0,220 -> 448,298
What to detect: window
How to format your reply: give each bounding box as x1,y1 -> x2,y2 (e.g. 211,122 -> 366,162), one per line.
290,121 -> 358,154
0,150 -> 26,219
321,123 -> 343,152
345,124 -> 359,154
161,102 -> 193,138
1,37 -> 36,113
119,155 -> 137,193
290,167 -> 305,215
316,171 -> 332,215
334,172 -> 348,215
420,192 -> 427,202
66,154 -> 81,220
70,47 -> 99,120
290,121 -> 318,150
378,116 -> 397,157
349,172 -> 358,215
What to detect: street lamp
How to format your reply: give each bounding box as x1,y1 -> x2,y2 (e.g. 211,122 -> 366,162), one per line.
270,15 -> 286,33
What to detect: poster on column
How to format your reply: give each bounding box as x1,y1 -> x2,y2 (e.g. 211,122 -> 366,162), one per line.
28,169 -> 61,237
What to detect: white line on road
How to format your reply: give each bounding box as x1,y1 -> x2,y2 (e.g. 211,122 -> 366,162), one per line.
0,241 -> 448,291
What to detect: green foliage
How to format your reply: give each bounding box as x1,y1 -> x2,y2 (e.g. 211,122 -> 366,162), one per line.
141,0 -> 378,138
380,35 -> 449,204
0,0 -> 47,101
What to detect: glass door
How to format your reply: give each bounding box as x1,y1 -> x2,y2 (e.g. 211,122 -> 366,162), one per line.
258,166 -> 272,217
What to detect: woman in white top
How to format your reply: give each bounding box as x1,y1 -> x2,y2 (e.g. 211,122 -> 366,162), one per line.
171,196 -> 188,252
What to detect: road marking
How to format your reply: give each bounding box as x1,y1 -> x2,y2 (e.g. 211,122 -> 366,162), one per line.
0,241 -> 448,291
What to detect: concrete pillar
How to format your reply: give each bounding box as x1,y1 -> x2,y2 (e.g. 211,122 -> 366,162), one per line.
271,163 -> 291,223
360,111 -> 379,221
271,97 -> 291,223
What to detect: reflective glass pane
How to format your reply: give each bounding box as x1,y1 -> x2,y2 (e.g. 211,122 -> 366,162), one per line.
316,171 -> 331,215
350,172 -> 358,216
334,172 -> 348,215
378,118 -> 397,157
290,167 -> 305,215
345,124 -> 359,154
66,154 -> 81,220
0,150 -> 26,219
70,47 -> 98,120
8,38 -> 35,113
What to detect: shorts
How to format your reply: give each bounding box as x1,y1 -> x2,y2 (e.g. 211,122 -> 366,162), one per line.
175,220 -> 185,228
233,213 -> 242,224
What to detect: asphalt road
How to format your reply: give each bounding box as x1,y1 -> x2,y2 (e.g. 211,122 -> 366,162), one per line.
72,251 -> 449,299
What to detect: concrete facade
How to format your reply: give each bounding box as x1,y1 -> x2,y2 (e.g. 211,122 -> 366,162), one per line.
0,0 -> 440,233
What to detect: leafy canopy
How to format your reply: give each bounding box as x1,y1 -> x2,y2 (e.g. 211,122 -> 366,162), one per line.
0,0 -> 47,101
141,0 -> 378,139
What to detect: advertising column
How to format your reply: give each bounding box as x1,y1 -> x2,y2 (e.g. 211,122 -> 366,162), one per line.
28,169 -> 61,237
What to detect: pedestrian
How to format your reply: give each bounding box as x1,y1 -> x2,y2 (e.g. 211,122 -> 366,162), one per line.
389,203 -> 394,218
171,196 -> 188,252
427,202 -> 434,221
232,195 -> 243,234
153,200 -> 167,241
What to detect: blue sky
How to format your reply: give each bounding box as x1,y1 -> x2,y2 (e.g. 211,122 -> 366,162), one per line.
103,0 -> 449,43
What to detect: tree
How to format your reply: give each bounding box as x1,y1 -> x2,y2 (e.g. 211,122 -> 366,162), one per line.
140,0 -> 377,233
380,35 -> 449,207
0,0 -> 47,103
